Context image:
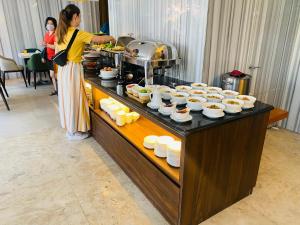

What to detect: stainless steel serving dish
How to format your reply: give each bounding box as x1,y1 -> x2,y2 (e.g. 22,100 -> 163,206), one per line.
124,40 -> 181,85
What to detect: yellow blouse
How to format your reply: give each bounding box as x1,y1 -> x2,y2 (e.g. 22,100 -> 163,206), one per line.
57,27 -> 93,63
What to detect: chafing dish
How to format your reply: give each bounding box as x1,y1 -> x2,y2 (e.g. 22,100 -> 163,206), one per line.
124,40 -> 180,85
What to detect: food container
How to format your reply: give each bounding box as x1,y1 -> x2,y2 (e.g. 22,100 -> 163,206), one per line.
175,85 -> 192,93
202,102 -> 225,117
167,141 -> 181,167
110,105 -> 122,120
222,99 -> 244,113
221,72 -> 251,95
100,98 -> 113,112
237,95 -> 256,109
205,93 -> 224,103
100,68 -> 118,79
131,112 -> 140,121
138,88 -> 151,101
171,92 -> 189,105
143,135 -> 158,149
189,89 -> 207,97
172,108 -> 190,120
191,82 -> 208,90
159,102 -> 177,115
221,90 -> 239,99
132,86 -> 141,97
205,86 -> 222,94
187,97 -> 207,111
161,88 -> 176,100
116,111 -> 126,126
126,84 -> 138,94
154,136 -> 174,158
125,113 -> 133,124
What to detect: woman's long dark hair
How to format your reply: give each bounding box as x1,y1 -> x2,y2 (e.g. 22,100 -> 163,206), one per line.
56,4 -> 80,44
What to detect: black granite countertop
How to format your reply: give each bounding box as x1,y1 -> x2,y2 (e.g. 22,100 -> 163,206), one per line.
85,74 -> 274,137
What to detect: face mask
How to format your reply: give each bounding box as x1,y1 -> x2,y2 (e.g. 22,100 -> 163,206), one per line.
46,24 -> 55,31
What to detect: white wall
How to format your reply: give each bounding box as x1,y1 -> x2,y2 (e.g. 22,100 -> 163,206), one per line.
108,0 -> 209,82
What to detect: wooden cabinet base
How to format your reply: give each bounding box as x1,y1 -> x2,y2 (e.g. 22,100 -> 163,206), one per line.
91,111 -> 180,225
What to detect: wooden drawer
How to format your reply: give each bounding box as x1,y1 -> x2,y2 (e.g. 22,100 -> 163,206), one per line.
91,111 -> 179,225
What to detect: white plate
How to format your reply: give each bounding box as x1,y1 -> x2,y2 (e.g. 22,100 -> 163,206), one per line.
158,108 -> 173,116
147,102 -> 160,110
224,108 -> 242,114
242,105 -> 254,110
170,114 -> 192,123
203,111 -> 225,119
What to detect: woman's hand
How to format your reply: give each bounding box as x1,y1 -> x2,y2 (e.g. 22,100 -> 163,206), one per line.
41,40 -> 47,47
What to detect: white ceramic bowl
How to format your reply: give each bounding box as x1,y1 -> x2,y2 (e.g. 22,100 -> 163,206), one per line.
154,136 -> 175,158
191,82 -> 208,90
160,88 -> 176,100
237,95 -> 256,109
221,90 -> 239,99
187,96 -> 207,111
171,92 -> 189,105
172,108 -> 190,120
202,102 -> 225,117
222,99 -> 244,113
189,89 -> 207,97
175,85 -> 192,93
143,135 -> 159,149
131,85 -> 141,97
205,86 -> 223,94
167,141 -> 182,167
205,93 -> 224,103
100,68 -> 118,79
159,102 -> 177,115
138,88 -> 151,101
126,84 -> 138,94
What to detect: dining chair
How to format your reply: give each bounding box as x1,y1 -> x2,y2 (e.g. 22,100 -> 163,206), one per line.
0,55 -> 28,89
26,53 -> 50,89
0,77 -> 9,110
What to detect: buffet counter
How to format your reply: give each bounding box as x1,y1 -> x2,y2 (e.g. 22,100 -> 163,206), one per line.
85,74 -> 273,225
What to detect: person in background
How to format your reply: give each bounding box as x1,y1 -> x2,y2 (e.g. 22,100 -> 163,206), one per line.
42,17 -> 57,96
56,4 -> 115,141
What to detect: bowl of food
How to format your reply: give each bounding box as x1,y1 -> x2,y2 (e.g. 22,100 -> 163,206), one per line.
171,92 -> 189,105
222,99 -> 244,113
172,108 -> 190,120
159,102 -> 177,115
161,88 -> 176,100
100,67 -> 118,79
175,85 -> 192,93
202,102 -> 225,117
187,96 -> 207,111
126,84 -> 138,94
138,88 -> 152,101
237,95 -> 256,109
189,89 -> 207,97
131,85 -> 141,97
205,86 -> 222,94
205,93 -> 224,103
191,82 -> 208,90
221,90 -> 239,99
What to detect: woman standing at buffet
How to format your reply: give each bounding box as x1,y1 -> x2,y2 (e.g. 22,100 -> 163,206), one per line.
42,17 -> 58,96
56,4 -> 115,140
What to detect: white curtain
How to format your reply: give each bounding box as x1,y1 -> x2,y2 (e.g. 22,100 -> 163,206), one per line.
281,22 -> 300,133
108,0 -> 209,82
203,0 -> 300,133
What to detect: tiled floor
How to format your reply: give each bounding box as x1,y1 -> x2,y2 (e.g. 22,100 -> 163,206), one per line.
0,79 -> 299,225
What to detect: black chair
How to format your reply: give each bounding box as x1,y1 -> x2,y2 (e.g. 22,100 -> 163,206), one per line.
0,76 -> 9,110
